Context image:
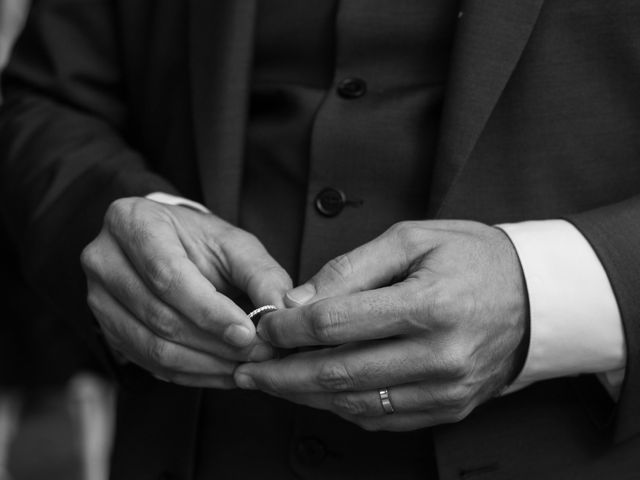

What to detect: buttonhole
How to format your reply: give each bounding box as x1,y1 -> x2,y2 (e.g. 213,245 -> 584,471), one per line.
459,463 -> 499,479
345,198 -> 364,208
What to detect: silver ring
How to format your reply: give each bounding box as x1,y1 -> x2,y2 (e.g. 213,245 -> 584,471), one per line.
379,387 -> 395,414
247,305 -> 278,322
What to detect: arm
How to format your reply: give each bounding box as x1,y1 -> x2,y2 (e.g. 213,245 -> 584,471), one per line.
567,197 -> 640,442
499,220 -> 625,398
0,0 -> 291,385
0,0 -> 176,366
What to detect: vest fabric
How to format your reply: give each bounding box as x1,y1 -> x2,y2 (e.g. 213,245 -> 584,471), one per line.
197,1 -> 459,478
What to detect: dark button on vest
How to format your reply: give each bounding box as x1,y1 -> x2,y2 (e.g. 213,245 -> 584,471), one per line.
337,77 -> 367,99
315,187 -> 347,217
295,437 -> 328,466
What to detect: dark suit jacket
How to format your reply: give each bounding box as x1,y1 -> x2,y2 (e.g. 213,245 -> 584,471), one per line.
0,227 -> 98,387
1,0 -> 640,479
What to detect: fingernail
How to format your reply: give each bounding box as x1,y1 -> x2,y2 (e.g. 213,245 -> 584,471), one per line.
256,322 -> 271,343
224,324 -> 254,347
235,373 -> 256,390
248,343 -> 274,362
286,283 -> 316,306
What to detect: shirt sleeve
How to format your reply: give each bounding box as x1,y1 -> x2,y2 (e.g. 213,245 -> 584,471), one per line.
498,220 -> 626,399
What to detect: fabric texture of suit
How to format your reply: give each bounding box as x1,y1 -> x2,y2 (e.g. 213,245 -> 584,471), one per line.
1,0 -> 640,479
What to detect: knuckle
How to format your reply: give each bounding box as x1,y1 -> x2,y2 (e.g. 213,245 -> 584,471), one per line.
455,291 -> 480,323
308,304 -> 346,344
432,286 -> 479,330
241,230 -> 260,246
388,221 -> 410,238
147,339 -> 171,367
129,219 -> 162,254
105,198 -> 135,229
317,361 -> 355,391
443,385 -> 473,408
107,198 -> 164,247
146,303 -> 181,340
324,254 -> 354,283
145,257 -> 183,297
332,394 -> 369,416
428,287 -> 456,327
442,349 -> 473,379
191,303 -> 219,331
389,221 -> 423,253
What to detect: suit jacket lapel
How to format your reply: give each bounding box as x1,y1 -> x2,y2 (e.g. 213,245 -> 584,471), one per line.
188,0 -> 257,222
429,0 -> 545,217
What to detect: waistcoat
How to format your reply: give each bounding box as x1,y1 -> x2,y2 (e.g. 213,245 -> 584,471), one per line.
197,1 -> 459,478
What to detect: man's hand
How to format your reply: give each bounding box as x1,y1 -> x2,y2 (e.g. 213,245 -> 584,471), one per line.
81,197 -> 292,388
234,220 -> 528,431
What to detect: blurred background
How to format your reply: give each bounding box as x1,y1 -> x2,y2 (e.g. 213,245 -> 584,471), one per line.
0,1 -> 115,479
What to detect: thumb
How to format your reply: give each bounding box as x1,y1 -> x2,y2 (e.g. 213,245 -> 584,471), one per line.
285,229 -> 410,307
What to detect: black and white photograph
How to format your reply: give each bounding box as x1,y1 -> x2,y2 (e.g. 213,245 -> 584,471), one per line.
0,1 -> 639,479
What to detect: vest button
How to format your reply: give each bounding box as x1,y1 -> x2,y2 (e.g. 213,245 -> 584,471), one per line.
337,77 -> 367,99
295,437 -> 327,466
315,188 -> 347,217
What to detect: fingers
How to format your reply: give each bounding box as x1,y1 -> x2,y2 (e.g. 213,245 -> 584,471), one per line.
88,280 -> 238,385
234,338 -> 457,395
98,199 -> 256,347
269,221 -> 440,348
236,358 -> 476,431
258,281 -> 430,348
285,228 -> 413,307
218,229 -> 293,308
327,382 -> 475,419
86,234 -> 273,362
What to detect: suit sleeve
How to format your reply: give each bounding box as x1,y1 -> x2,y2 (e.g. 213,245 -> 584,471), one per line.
498,220 -> 625,397
0,0 -> 179,373
564,198 -> 640,443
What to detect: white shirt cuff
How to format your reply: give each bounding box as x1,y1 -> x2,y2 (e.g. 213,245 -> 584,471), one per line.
146,192 -> 211,214
498,220 -> 626,399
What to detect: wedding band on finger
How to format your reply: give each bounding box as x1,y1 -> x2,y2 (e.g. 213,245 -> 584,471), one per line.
379,387 -> 395,414
247,305 -> 279,323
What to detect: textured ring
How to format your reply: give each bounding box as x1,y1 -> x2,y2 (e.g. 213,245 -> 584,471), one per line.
247,305 -> 279,322
379,387 -> 395,414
